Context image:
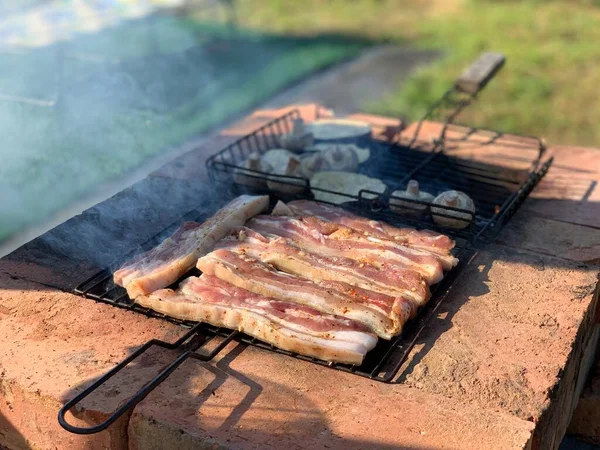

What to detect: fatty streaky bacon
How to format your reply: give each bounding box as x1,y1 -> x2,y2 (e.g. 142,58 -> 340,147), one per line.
247,215 -> 445,284
197,248 -> 415,339
113,194 -> 269,299
218,227 -> 428,307
136,275 -> 377,365
280,200 -> 456,262
303,215 -> 455,273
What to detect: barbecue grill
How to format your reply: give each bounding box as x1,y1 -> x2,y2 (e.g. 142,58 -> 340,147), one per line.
59,53 -> 553,434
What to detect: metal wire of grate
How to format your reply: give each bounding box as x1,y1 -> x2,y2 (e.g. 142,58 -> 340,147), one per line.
74,199 -> 475,383
205,109 -> 551,243
64,106 -> 551,435
61,53 -> 553,435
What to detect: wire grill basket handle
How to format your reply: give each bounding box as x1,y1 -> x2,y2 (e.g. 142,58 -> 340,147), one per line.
402,52 -> 506,148
58,324 -> 239,434
454,52 -> 505,95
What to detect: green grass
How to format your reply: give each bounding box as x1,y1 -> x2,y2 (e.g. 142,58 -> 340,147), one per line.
234,0 -> 600,146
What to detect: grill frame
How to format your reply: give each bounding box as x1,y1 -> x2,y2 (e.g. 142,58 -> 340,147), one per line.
73,201 -> 475,383
67,236 -> 472,434
205,108 -> 551,244
64,108 -> 551,435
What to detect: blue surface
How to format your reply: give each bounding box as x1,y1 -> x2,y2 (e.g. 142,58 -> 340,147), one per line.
0,14 -> 367,243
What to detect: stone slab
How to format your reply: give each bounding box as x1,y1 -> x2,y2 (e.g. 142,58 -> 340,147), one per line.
399,246 -> 599,450
0,272 -> 535,450
524,144 -> 600,229
0,273 -> 185,450
1,105 -> 599,450
128,344 -> 534,450
497,213 -> 600,265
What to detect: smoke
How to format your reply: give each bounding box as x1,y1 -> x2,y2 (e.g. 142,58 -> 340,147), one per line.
0,26 -> 230,271
36,175 -> 224,270
0,7 -> 370,269
0,14 -> 232,261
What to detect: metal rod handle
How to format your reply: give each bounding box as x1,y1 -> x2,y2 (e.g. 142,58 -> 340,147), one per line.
58,324 -> 213,435
58,350 -> 193,434
454,52 -> 505,95
402,52 -> 505,148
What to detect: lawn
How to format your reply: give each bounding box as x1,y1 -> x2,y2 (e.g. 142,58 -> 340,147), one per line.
233,0 -> 600,147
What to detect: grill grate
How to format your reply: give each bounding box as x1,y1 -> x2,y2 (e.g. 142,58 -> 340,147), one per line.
74,201 -> 475,383
61,53 -> 554,435
65,108 -> 551,434
66,107 -> 551,434
206,109 -> 551,244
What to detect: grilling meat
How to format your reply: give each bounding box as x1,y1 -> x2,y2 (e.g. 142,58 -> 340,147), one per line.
285,200 -> 456,261
114,195 -> 269,298
116,194 -> 459,364
197,248 -> 415,339
247,215 -> 446,284
218,228 -> 428,307
136,275 -> 377,365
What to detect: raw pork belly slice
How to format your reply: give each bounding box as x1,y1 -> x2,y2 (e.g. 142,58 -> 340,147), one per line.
197,249 -> 414,339
218,228 -> 427,307
285,200 -> 457,264
247,215 -> 445,284
136,275 -> 377,365
114,195 -> 269,298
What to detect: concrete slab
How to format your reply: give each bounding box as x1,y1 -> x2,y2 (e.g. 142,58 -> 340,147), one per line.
400,246 -> 599,449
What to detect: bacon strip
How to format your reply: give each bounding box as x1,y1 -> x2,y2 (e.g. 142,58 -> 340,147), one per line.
197,249 -> 415,339
114,195 -> 269,298
285,200 -> 456,261
136,275 -> 377,365
247,215 -> 446,284
218,228 -> 428,307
